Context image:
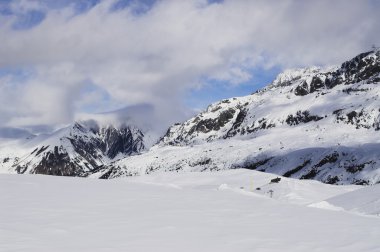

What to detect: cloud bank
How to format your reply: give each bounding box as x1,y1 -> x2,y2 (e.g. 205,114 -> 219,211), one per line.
0,0 -> 379,132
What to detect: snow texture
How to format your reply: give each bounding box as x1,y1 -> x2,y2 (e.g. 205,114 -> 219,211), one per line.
1,170 -> 379,252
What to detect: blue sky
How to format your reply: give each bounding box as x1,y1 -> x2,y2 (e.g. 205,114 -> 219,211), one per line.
0,0 -> 378,130
186,66 -> 281,110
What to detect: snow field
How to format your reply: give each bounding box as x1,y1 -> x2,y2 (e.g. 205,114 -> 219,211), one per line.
1,169 -> 379,252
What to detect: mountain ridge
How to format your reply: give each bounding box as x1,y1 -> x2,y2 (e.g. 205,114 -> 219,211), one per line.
1,50 -> 380,185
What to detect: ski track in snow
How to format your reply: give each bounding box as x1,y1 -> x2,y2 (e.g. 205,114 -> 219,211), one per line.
1,169 -> 379,252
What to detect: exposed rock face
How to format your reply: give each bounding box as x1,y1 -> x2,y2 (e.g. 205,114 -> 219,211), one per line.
291,51 -> 380,96
238,146 -> 379,185
32,147 -> 82,176
285,111 -> 323,126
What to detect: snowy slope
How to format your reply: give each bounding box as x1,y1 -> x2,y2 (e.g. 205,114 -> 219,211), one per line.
1,170 -> 379,252
310,183 -> 380,216
109,50 -> 380,184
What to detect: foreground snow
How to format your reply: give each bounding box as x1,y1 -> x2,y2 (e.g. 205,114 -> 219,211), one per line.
1,170 -> 380,252
322,184 -> 380,216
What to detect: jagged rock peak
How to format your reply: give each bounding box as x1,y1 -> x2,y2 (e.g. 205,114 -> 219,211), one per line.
260,51 -> 379,97
271,66 -> 331,87
0,120 -> 146,177
70,121 -> 146,158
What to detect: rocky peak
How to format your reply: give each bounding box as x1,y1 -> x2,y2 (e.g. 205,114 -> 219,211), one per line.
266,50 -> 380,97
271,66 -> 328,88
292,50 -> 380,96
4,121 -> 146,176
68,122 -> 145,159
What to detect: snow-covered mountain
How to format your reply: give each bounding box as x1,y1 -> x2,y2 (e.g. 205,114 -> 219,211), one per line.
0,121 -> 144,176
160,50 -> 380,145
1,50 -> 379,184
108,50 -> 380,184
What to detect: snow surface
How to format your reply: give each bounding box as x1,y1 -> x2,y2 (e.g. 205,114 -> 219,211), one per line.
1,169 -> 379,252
321,183 -> 380,216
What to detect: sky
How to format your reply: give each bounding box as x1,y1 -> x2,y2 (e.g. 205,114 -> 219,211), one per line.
0,0 -> 379,134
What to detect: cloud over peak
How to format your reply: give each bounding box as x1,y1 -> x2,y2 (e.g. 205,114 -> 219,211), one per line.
0,0 -> 379,131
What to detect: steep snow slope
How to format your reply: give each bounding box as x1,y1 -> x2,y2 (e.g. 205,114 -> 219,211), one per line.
0,121 -> 144,176
109,50 -> 380,184
1,170 -> 379,252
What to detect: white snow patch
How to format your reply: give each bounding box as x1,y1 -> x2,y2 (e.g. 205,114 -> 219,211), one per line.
308,201 -> 345,212
323,183 -> 380,216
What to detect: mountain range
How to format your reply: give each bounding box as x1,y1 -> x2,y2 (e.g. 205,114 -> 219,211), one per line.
1,49 -> 379,185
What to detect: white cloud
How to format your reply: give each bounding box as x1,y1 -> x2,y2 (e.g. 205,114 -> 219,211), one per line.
0,0 -> 379,130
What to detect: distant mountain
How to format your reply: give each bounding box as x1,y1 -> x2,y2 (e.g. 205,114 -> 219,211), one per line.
109,49 -> 380,185
0,121 -> 144,176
